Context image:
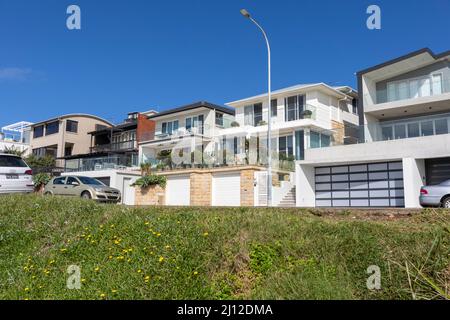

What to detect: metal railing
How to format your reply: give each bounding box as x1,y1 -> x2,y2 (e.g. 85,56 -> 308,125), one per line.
90,140 -> 137,153
65,154 -> 138,172
139,124 -> 213,143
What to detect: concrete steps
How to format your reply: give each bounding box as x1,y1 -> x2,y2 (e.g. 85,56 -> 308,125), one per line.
278,187 -> 296,207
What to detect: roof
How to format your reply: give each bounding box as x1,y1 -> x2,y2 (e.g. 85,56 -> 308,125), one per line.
357,48 -> 450,76
226,83 -> 351,106
147,101 -> 234,119
32,114 -> 113,127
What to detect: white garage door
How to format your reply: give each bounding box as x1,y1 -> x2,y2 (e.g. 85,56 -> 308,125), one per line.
166,175 -> 190,206
212,173 -> 241,207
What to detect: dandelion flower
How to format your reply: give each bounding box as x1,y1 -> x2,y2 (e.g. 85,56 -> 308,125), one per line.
159,257 -> 164,263
111,289 -> 118,293
193,271 -> 198,275
100,293 -> 106,298
94,267 -> 100,272
24,287 -> 30,292
203,232 -> 209,237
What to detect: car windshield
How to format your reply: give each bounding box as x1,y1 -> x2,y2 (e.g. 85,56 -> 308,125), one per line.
77,176 -> 105,186
440,179 -> 450,186
0,155 -> 28,167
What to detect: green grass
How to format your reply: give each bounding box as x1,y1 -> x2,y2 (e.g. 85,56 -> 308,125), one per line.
0,194 -> 449,300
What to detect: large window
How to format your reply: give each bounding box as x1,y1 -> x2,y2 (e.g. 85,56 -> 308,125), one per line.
45,121 -> 59,135
33,125 -> 44,138
386,74 -> 443,102
215,112 -> 224,127
295,130 -> 305,160
185,115 -> 204,133
310,131 -> 331,149
285,95 -> 305,121
244,103 -> 263,126
162,120 -> 179,135
278,135 -> 293,159
66,120 -> 78,133
352,98 -> 358,115
381,116 -> 450,140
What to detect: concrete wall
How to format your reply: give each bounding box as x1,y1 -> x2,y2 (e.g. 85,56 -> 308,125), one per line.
402,158 -> 426,208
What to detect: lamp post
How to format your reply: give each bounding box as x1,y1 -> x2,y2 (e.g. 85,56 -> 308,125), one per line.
240,9 -> 272,207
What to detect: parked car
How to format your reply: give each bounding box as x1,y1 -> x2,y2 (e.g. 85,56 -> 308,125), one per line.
420,180 -> 450,208
44,175 -> 121,203
0,153 -> 34,194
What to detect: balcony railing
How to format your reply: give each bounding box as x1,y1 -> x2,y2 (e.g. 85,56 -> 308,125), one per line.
368,77 -> 450,105
65,154 -> 138,172
90,140 -> 137,153
140,124 -> 212,143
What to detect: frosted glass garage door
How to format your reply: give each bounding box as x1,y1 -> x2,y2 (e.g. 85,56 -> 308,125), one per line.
315,162 -> 404,207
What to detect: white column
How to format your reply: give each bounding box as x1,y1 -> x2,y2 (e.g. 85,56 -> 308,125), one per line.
402,158 -> 426,208
296,162 -> 316,207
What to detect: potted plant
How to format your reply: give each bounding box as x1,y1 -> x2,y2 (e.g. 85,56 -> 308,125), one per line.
301,109 -> 313,119
257,120 -> 267,126
231,121 -> 240,127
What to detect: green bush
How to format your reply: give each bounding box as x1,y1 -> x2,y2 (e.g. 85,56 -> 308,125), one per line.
25,155 -> 55,172
132,175 -> 167,188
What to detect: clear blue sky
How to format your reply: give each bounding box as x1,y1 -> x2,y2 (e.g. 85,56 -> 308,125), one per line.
0,0 -> 449,127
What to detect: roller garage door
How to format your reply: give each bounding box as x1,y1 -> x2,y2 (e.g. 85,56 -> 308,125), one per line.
426,157 -> 450,185
315,161 -> 404,207
166,175 -> 190,206
212,172 -> 241,206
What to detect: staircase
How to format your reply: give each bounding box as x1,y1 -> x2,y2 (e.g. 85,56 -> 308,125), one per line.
278,187 -> 296,207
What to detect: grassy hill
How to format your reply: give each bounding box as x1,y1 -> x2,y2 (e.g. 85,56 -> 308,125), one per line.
0,194 -> 449,300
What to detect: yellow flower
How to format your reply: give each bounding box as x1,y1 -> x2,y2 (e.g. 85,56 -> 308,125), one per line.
60,248 -> 67,252
145,222 -> 150,225
94,267 -> 100,272
100,293 -> 106,298
156,233 -> 161,237
24,287 -> 30,292
49,260 -> 55,265
108,255 -> 113,259
203,232 -> 209,237
165,245 -> 171,249
193,271 -> 198,275
81,278 -> 86,283
111,289 -> 118,293
159,257 -> 164,263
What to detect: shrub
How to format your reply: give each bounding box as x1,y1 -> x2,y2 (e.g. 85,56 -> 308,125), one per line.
231,121 -> 240,127
33,173 -> 51,191
25,155 -> 56,172
3,146 -> 26,157
132,175 -> 167,189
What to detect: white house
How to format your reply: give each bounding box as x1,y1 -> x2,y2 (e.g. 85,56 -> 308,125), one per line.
0,121 -> 33,156
296,48 -> 450,208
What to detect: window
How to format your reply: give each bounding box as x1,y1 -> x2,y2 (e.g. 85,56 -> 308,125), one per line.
421,121 -> 434,136
0,155 -> 27,167
53,177 -> 66,185
394,124 -> 406,139
64,146 -> 73,157
435,119 -> 448,135
352,99 -> 358,115
285,95 -> 305,121
244,105 -> 254,126
45,121 -> 59,135
271,99 -> 277,118
279,135 -> 293,159
185,115 -> 204,133
310,131 -> 331,149
382,126 -> 393,140
254,103 -> 263,125
162,120 -> 179,135
386,74 -> 444,102
66,120 -> 78,133
295,130 -> 305,160
33,125 -> 44,138
215,112 -> 224,127
77,176 -> 105,186
407,123 -> 420,138
66,177 -> 79,185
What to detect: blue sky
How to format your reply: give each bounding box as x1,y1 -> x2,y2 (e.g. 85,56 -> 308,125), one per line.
0,0 -> 449,127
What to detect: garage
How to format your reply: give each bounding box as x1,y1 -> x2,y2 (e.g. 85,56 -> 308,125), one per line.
166,175 -> 191,206
426,157 -> 450,185
315,161 -> 404,207
212,172 -> 241,206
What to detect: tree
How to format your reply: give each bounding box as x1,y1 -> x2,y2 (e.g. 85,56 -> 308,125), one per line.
3,146 -> 26,157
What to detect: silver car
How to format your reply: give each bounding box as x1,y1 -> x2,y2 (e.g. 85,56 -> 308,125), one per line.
44,175 -> 121,203
420,179 -> 450,208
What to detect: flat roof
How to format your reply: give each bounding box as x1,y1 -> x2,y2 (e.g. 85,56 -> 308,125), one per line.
147,101 -> 234,119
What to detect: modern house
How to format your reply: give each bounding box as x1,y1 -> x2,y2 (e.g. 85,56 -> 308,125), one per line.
29,114 -> 113,168
139,101 -> 235,168
296,48 -> 450,208
0,121 -> 33,156
62,110 -> 157,186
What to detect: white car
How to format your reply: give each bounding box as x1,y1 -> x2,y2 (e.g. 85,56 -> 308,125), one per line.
0,153 -> 34,194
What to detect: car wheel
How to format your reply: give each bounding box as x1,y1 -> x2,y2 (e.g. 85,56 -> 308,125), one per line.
81,191 -> 92,200
442,196 -> 450,209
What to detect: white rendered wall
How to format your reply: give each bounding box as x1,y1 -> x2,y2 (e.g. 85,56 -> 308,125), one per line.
295,163 -> 316,207
402,158 -> 426,208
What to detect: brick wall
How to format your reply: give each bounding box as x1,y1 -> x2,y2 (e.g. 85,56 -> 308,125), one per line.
190,172 -> 212,206
135,185 -> 165,206
137,114 -> 156,143
240,169 -> 255,207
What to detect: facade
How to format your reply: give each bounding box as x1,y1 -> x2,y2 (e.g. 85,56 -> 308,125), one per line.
139,101 -> 235,168
29,114 -> 113,168
220,83 -> 359,165
0,121 -> 33,156
296,48 -> 450,208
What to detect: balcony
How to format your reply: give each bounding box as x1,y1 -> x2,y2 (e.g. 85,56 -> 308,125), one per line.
364,78 -> 450,117
90,140 -> 137,153
65,154 -> 138,172
139,124 -> 213,146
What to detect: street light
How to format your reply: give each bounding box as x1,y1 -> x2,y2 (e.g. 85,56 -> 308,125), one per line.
240,9 -> 272,207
